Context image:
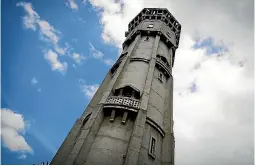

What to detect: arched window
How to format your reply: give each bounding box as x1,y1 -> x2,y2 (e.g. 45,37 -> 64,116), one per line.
110,63 -> 120,76
114,86 -> 140,99
161,56 -> 167,63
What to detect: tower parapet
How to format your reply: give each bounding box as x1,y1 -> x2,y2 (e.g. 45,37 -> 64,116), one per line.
123,8 -> 181,67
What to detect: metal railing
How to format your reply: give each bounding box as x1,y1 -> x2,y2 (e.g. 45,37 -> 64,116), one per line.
105,96 -> 140,110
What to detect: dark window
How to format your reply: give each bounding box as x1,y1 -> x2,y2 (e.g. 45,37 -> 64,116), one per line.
161,56 -> 167,63
110,63 -> 120,77
145,36 -> 150,41
158,72 -> 163,82
157,10 -> 163,14
83,113 -> 91,126
123,86 -> 133,97
115,86 -> 140,99
149,137 -> 156,158
118,52 -> 127,62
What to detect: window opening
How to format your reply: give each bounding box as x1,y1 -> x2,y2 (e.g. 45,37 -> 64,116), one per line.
145,36 -> 150,41
110,63 -> 120,77
123,87 -> 132,98
82,113 -> 91,126
157,10 -> 163,14
149,137 -> 156,158
166,32 -> 171,38
147,24 -> 154,28
119,89 -> 123,96
131,90 -> 135,98
158,72 -> 163,83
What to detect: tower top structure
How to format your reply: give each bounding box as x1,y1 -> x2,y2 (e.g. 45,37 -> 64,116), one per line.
124,8 -> 181,66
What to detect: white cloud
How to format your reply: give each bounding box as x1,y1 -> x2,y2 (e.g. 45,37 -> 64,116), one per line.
83,84 -> 99,99
31,77 -> 38,85
79,80 -> 99,99
66,0 -> 79,11
104,59 -> 114,66
54,45 -> 66,55
44,50 -> 67,74
72,53 -> 81,62
88,0 -> 254,164
37,88 -> 42,92
173,35 -> 253,164
72,52 -> 87,64
1,108 -> 33,158
17,2 -> 60,47
17,1 -> 73,74
89,42 -> 114,66
16,2 -> 40,30
17,2 -> 91,74
18,153 -> 27,159
38,20 -> 59,45
89,42 -> 104,59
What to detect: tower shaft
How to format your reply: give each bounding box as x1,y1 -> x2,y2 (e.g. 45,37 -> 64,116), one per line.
51,8 -> 181,165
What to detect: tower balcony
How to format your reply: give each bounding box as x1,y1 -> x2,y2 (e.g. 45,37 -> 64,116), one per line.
104,96 -> 140,112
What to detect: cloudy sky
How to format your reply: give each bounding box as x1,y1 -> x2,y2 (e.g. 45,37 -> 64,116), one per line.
1,0 -> 254,165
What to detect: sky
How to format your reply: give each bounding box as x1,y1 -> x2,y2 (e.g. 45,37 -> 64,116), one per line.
1,0 -> 254,165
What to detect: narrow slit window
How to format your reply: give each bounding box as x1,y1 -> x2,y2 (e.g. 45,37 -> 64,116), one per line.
110,63 -> 120,77
166,32 -> 171,38
158,72 -> 163,83
149,137 -> 156,158
147,24 -> 154,28
82,114 -> 90,126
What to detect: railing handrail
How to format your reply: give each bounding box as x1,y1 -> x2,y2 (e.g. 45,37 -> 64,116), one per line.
107,95 -> 140,102
105,95 -> 140,110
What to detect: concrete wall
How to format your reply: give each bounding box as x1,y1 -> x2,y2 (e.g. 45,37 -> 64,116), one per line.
161,75 -> 174,164
157,40 -> 170,64
115,61 -> 149,94
132,36 -> 155,60
138,123 -> 163,164
138,36 -> 173,165
85,113 -> 134,164
147,67 -> 166,129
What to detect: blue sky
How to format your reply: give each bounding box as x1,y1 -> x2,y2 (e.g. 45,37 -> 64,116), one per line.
2,0 -> 118,164
2,0 -> 253,165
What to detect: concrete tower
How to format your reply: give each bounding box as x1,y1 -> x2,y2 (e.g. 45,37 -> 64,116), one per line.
51,8 -> 181,165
